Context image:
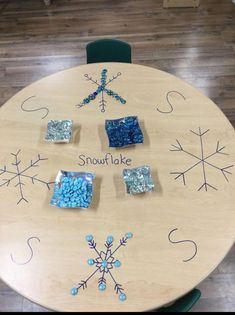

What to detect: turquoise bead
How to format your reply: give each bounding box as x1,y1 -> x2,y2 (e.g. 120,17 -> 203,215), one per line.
98,283 -> 106,291
119,293 -> 126,301
86,235 -> 93,242
87,258 -> 95,266
114,260 -> 121,268
107,235 -> 114,244
125,232 -> 133,239
101,260 -> 108,268
71,287 -> 78,296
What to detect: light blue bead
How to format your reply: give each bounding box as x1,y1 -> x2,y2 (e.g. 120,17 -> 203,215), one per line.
107,235 -> 114,244
125,232 -> 133,239
86,235 -> 93,242
119,293 -> 126,301
98,283 -> 106,291
114,260 -> 121,268
101,260 -> 108,268
87,258 -> 95,266
71,287 -> 78,296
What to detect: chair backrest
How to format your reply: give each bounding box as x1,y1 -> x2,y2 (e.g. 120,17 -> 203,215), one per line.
157,289 -> 201,312
86,39 -> 132,64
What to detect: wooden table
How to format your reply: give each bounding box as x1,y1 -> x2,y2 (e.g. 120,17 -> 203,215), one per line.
0,63 -> 234,312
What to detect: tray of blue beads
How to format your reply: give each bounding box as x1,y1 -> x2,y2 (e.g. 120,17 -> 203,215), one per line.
105,116 -> 144,148
45,120 -> 73,143
123,165 -> 154,195
50,170 -> 95,208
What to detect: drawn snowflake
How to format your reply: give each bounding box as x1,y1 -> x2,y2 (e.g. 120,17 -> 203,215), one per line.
70,232 -> 133,301
170,128 -> 233,191
76,69 -> 126,112
0,150 -> 53,204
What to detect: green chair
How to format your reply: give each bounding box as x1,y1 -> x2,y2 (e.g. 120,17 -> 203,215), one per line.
86,39 -> 132,64
156,289 -> 201,312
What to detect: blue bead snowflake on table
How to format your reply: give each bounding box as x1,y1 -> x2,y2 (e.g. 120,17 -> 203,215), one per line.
76,69 -> 126,113
70,232 -> 133,301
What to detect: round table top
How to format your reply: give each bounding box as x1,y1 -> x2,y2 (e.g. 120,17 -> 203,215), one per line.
0,62 -> 234,312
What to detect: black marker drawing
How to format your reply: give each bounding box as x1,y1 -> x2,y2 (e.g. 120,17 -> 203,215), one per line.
168,228 -> 197,262
0,150 -> 54,204
157,90 -> 186,114
21,95 -> 49,119
170,127 -> 233,191
71,233 -> 133,301
10,236 -> 40,265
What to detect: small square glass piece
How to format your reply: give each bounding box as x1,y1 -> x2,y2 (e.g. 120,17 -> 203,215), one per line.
45,120 -> 73,143
123,166 -> 154,194
50,170 -> 95,208
105,116 -> 144,148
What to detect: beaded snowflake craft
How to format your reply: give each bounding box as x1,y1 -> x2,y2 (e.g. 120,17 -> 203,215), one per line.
77,69 -> 126,112
71,232 -> 133,301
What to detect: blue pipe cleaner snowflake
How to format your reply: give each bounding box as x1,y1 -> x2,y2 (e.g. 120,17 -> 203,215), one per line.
76,69 -> 126,112
70,232 -> 133,301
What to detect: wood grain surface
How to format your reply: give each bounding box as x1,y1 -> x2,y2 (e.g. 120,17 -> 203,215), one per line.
0,0 -> 234,312
0,62 -> 234,312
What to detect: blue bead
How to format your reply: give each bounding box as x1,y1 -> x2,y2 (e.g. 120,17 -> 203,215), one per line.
101,260 -> 108,268
86,235 -> 93,242
107,235 -> 114,244
125,232 -> 133,239
71,287 -> 78,296
119,293 -> 126,301
87,258 -> 95,266
98,283 -> 106,291
114,260 -> 121,268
